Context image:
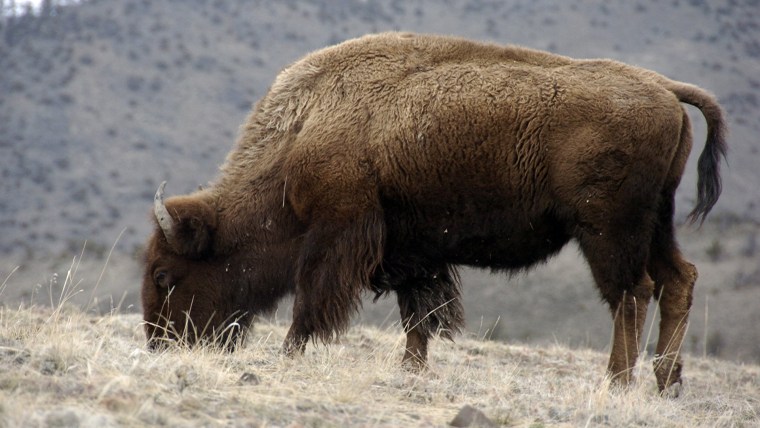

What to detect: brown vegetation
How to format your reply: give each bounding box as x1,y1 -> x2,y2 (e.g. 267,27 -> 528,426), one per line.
0,303 -> 758,426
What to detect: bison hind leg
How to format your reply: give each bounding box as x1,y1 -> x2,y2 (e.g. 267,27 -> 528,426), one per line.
395,264 -> 464,370
283,209 -> 385,354
648,110 -> 698,395
576,207 -> 657,387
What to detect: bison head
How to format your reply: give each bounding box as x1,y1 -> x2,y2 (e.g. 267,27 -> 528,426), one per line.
141,182 -> 249,351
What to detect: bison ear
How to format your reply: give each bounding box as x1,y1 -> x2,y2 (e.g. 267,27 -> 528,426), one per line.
155,184 -> 217,258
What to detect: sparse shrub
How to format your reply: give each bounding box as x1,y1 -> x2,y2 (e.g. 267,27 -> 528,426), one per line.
79,54 -> 93,65
126,75 -> 143,92
706,238 -> 724,262
58,93 -> 73,104
10,80 -> 25,92
743,39 -> 760,59
706,330 -> 725,356
149,78 -> 162,92
742,231 -> 757,257
59,65 -> 77,86
734,268 -> 760,289
54,157 -> 69,170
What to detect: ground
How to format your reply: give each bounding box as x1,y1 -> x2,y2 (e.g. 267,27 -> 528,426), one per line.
0,304 -> 757,427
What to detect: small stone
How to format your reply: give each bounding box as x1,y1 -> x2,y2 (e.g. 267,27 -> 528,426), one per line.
174,365 -> 198,391
14,349 -> 31,365
45,409 -> 80,427
238,372 -> 260,385
40,357 -> 61,375
0,340 -> 30,365
449,405 -> 497,427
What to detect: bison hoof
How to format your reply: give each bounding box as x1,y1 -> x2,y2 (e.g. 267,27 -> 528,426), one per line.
280,339 -> 307,357
653,356 -> 683,395
607,369 -> 634,390
659,380 -> 683,399
401,359 -> 426,373
401,354 -> 428,373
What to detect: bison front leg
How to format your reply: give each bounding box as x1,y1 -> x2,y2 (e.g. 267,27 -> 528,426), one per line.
282,212 -> 385,357
282,327 -> 309,356
282,291 -> 310,356
400,326 -> 428,371
395,265 -> 464,372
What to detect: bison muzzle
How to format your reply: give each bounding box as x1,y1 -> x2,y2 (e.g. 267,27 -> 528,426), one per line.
141,32 -> 727,394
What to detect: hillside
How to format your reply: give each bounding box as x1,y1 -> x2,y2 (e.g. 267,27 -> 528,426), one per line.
1,0 -> 759,365
2,0 -> 759,258
0,304 -> 758,427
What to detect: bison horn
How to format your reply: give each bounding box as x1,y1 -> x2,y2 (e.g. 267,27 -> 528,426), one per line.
154,181 -> 176,244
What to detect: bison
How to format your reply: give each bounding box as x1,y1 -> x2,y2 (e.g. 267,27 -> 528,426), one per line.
142,32 -> 727,393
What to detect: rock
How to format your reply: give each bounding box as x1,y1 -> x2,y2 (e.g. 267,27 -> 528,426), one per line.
174,365 -> 198,392
449,405 -> 497,427
237,372 -> 260,385
45,409 -> 80,427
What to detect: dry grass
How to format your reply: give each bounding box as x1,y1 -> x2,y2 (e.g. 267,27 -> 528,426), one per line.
0,301 -> 758,428
1,259 -> 758,427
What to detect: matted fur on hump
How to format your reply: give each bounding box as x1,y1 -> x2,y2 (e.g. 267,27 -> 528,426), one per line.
259,58 -> 323,134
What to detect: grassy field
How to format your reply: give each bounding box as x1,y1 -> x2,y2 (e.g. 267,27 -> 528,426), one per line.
0,298 -> 758,427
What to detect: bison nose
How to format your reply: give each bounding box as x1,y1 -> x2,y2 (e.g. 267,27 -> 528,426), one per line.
146,337 -> 164,352
145,323 -> 176,352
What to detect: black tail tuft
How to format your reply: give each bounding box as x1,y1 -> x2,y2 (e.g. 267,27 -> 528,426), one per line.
685,101 -> 728,225
666,82 -> 728,226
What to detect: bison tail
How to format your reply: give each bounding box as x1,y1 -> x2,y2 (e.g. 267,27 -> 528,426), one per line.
667,82 -> 728,225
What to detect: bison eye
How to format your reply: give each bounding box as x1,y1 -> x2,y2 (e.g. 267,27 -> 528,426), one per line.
154,270 -> 170,289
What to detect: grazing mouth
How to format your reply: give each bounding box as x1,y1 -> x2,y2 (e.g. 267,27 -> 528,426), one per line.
144,317 -> 248,352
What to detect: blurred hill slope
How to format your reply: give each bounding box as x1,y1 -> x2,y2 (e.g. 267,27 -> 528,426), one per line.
1,0 -> 758,362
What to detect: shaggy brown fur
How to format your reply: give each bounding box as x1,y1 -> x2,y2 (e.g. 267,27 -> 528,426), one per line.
141,32 -> 727,393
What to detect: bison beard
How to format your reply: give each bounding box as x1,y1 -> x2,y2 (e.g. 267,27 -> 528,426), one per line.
141,32 -> 727,395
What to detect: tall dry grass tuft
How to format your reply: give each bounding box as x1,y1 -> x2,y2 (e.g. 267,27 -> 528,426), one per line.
0,258 -> 758,426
